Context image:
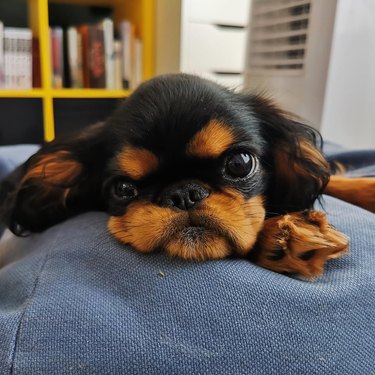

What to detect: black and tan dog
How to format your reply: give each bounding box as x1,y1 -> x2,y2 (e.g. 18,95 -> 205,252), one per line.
1,74 -> 374,277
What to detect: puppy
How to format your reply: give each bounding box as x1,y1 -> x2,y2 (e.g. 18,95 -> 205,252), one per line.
1,74 -> 374,277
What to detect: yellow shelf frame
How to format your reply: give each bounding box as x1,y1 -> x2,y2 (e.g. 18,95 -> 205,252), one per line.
0,0 -> 155,142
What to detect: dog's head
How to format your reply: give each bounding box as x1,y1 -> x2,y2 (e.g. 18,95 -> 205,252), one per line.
0,74 -> 330,260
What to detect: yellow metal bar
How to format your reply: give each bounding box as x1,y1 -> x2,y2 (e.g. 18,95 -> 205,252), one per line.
0,90 -> 45,98
43,95 -> 55,141
52,89 -> 131,98
29,0 -> 55,141
142,0 -> 155,80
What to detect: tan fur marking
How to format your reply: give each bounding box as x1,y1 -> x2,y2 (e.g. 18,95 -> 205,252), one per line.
325,176 -> 375,213
24,151 -> 82,185
187,120 -> 235,158
254,211 -> 349,278
108,188 -> 266,260
275,140 -> 329,189
117,147 -> 159,180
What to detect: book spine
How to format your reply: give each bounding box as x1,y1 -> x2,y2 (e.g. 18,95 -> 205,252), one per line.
119,21 -> 132,89
50,27 -> 64,89
78,25 -> 90,88
67,27 -> 83,88
102,18 -> 114,89
4,28 -> 32,89
134,38 -> 143,89
4,29 -> 15,88
113,40 -> 122,90
87,25 -> 106,88
32,37 -> 41,87
0,22 -> 4,88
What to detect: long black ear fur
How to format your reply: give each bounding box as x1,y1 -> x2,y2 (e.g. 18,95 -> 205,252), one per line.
0,122 -> 110,236
244,94 -> 330,215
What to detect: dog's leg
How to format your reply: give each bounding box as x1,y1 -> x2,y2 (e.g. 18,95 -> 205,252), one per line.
324,176 -> 375,213
249,211 -> 349,278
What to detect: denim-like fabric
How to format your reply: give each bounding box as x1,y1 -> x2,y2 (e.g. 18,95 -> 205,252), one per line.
0,196 -> 374,374
0,145 -> 39,181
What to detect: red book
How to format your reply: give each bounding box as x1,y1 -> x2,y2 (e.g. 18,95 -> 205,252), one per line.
87,25 -> 106,88
78,25 -> 89,88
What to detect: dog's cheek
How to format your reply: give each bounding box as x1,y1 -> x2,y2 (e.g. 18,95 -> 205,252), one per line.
107,201 -> 181,253
202,191 -> 266,255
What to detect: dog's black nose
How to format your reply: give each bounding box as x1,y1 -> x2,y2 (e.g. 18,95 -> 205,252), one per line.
161,183 -> 210,210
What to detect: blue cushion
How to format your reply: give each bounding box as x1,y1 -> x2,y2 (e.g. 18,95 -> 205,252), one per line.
0,145 -> 40,181
0,196 -> 374,374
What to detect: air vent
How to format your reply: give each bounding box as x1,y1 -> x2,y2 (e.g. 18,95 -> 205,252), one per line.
248,0 -> 311,75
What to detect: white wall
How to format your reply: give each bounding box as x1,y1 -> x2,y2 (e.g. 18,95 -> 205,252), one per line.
321,0 -> 375,149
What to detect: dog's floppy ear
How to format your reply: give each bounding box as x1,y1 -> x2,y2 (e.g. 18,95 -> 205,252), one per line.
244,94 -> 330,214
0,122 -> 110,235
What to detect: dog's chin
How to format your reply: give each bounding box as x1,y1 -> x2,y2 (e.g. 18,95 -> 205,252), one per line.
164,225 -> 232,261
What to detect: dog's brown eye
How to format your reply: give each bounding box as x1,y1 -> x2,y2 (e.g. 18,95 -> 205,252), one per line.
225,153 -> 257,178
113,181 -> 138,201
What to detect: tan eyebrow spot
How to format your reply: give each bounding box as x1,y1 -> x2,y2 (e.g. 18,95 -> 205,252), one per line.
187,120 -> 235,158
117,147 -> 159,180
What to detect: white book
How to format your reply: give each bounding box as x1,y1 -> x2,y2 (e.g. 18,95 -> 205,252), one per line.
4,27 -> 32,89
119,21 -> 133,89
0,22 -> 4,88
102,18 -> 115,90
67,27 -> 83,88
113,40 -> 122,90
133,38 -> 143,88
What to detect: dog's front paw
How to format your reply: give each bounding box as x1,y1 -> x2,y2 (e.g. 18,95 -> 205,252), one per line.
250,210 -> 349,278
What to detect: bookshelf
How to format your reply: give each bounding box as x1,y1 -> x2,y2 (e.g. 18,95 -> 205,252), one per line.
0,0 -> 155,142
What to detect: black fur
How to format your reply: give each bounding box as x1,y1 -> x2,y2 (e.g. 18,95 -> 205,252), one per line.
0,74 -> 330,236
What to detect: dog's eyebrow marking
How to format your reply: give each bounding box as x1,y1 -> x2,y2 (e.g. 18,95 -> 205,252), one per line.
117,147 -> 159,180
187,120 -> 235,158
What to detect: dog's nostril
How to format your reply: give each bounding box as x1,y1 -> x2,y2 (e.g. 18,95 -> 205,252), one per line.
171,193 -> 183,208
189,190 -> 201,203
161,184 -> 210,210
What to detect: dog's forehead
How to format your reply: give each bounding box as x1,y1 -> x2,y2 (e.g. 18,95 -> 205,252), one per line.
111,75 -> 247,145
109,74 -> 261,179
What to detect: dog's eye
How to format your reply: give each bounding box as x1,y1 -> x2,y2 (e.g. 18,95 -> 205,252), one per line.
225,152 -> 258,178
112,181 -> 138,201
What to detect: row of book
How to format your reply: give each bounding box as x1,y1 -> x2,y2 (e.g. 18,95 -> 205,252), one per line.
0,19 -> 142,90
0,23 -> 33,89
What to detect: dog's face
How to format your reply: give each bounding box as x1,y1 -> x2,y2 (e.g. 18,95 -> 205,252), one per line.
0,74 -> 330,261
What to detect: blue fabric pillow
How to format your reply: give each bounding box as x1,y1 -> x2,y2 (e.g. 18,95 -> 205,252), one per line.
0,196 -> 374,374
0,145 -> 39,181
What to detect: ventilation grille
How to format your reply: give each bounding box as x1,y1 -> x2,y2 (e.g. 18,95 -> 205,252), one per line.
248,0 -> 311,75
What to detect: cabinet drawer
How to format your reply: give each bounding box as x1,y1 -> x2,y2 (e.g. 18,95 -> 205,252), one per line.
182,23 -> 247,72
188,0 -> 250,26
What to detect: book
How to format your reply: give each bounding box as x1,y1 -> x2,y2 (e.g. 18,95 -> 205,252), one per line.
88,25 -> 106,88
79,24 -> 106,88
32,38 -> 41,88
0,22 -> 4,87
50,27 -> 64,88
67,26 -> 83,88
133,38 -> 143,89
77,25 -> 89,88
102,18 -> 115,89
4,27 -> 32,89
119,21 -> 134,89
113,40 -> 122,90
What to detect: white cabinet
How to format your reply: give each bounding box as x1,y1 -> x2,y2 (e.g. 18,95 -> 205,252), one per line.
156,0 -> 251,89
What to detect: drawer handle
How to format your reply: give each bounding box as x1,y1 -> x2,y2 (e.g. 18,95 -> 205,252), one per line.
214,24 -> 246,30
